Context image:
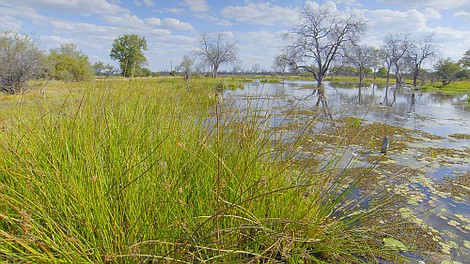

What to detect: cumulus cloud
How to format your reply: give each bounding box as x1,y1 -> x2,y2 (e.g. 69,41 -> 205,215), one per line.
134,0 -> 155,7
145,17 -> 161,26
423,8 -> 442,20
160,18 -> 193,31
454,11 -> 470,22
183,0 -> 209,13
154,8 -> 186,14
376,0 -> 468,11
364,8 -> 428,36
103,13 -> 146,28
220,2 -> 299,26
9,0 -> 128,15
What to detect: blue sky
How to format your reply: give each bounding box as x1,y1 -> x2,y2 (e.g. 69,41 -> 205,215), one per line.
1,0 -> 469,72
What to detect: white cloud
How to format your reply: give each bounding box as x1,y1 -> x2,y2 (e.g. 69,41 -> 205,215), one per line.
424,8 -> 442,20
427,26 -> 470,60
154,8 -> 186,14
454,11 -> 470,22
9,0 -> 128,15
376,0 -> 469,11
221,3 -> 299,26
145,17 -> 161,26
0,16 -> 22,31
183,0 -> 209,13
161,18 -> 193,31
364,8 -> 428,36
103,14 -> 146,28
134,0 -> 155,7
41,35 -> 75,46
237,30 -> 287,70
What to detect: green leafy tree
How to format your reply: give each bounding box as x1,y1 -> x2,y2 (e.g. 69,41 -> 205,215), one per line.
110,34 -> 148,78
48,43 -> 93,81
93,61 -> 115,76
377,67 -> 387,78
435,58 -> 461,85
459,49 -> 470,68
0,31 -> 45,94
140,68 -> 153,77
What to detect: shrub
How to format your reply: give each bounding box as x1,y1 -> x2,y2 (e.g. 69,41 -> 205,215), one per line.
0,31 -> 45,94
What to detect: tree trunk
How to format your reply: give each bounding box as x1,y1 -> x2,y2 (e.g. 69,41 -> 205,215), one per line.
212,64 -> 218,78
386,68 -> 390,87
359,67 -> 363,86
412,65 -> 419,87
316,72 -> 324,87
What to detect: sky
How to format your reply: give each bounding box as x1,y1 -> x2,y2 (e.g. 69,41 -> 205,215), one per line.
1,0 -> 469,72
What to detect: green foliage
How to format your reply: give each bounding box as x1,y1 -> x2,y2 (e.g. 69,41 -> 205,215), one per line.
0,31 -> 45,94
435,58 -> 461,85
459,49 -> 470,68
456,68 -> 470,80
48,43 -> 93,82
110,34 -> 148,77
140,67 -> 153,77
377,67 -> 388,78
93,61 -> 114,76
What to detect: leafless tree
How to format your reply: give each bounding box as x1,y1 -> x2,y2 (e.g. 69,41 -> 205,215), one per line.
407,35 -> 438,86
195,33 -> 237,78
0,31 -> 44,94
382,34 -> 412,87
285,5 -> 366,87
344,43 -> 375,85
177,55 -> 194,82
370,48 -> 384,79
272,53 -> 289,77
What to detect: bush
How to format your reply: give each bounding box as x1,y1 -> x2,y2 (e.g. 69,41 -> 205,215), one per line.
0,31 -> 45,94
48,43 -> 94,82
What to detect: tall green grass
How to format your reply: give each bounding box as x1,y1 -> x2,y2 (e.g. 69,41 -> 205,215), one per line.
1,78 -> 407,263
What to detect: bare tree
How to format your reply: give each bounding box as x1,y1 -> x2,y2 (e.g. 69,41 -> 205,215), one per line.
370,48 -> 384,79
285,5 -> 366,87
251,64 -> 261,75
344,43 -> 375,85
382,34 -> 412,87
0,31 -> 44,94
407,35 -> 438,87
272,53 -> 289,77
177,55 -> 194,82
195,33 -> 237,78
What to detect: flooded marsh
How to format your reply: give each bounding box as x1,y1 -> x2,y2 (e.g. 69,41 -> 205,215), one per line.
223,80 -> 470,263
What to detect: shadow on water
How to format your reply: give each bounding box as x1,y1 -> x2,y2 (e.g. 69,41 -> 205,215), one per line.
224,80 -> 470,263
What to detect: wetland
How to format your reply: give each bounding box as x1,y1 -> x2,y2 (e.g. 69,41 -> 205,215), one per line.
224,79 -> 470,263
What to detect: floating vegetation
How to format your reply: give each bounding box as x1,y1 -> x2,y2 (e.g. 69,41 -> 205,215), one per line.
449,133 -> 470,140
436,171 -> 470,200
418,147 -> 470,165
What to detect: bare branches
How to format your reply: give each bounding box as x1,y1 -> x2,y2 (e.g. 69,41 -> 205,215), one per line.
195,33 -> 238,78
0,31 -> 44,94
407,35 -> 439,86
285,5 -> 366,86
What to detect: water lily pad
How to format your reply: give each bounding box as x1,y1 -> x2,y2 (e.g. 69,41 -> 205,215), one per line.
455,214 -> 470,224
448,220 -> 460,227
441,261 -> 463,264
383,237 -> 408,251
463,240 -> 470,249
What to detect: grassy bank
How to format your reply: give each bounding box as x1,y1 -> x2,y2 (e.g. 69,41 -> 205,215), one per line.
0,78 -> 419,262
418,80 -> 470,93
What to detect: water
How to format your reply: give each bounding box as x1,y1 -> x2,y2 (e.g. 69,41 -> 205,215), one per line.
224,80 -> 470,262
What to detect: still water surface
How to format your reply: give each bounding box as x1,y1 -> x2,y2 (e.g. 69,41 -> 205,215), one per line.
224,80 -> 470,262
